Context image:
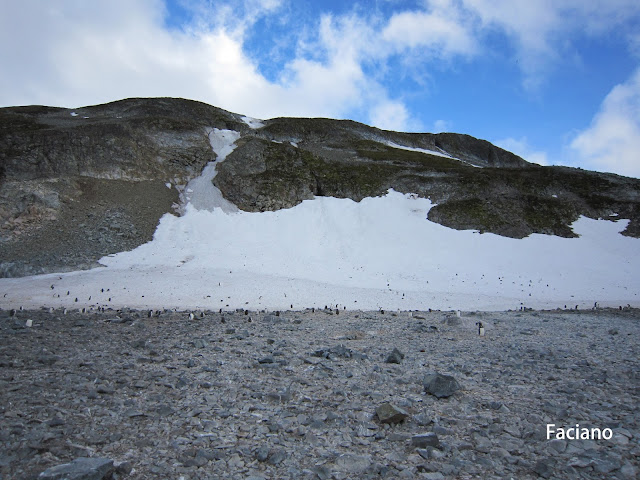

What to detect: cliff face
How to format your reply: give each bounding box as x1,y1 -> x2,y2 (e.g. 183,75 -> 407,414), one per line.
1,97 -> 639,277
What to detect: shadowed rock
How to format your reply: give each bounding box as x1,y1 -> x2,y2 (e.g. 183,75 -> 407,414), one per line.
376,403 -> 409,424
423,373 -> 461,398
385,347 -> 405,364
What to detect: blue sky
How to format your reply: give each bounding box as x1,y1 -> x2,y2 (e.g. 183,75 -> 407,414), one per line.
1,0 -> 640,178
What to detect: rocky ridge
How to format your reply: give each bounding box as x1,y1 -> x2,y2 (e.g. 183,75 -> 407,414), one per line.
0,307 -> 638,479
2,97 -> 640,277
0,98 -> 247,277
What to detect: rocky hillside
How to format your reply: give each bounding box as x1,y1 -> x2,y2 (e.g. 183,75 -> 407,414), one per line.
1,97 -> 639,277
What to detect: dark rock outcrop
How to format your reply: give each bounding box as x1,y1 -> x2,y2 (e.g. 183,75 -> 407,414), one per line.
216,117 -> 640,239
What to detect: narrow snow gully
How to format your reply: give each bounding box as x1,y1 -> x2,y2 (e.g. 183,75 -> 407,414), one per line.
181,128 -> 241,213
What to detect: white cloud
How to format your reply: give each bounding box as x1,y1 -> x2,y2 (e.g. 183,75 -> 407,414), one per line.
180,0 -> 284,36
461,0 -> 640,89
494,137 -> 549,166
1,0 -> 639,148
382,4 -> 476,58
369,100 -> 410,131
433,119 -> 452,133
570,69 -> 640,178
0,1 -> 368,120
0,2 -> 415,126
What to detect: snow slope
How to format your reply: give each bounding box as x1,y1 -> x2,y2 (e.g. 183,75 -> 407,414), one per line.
180,128 -> 240,213
0,129 -> 638,312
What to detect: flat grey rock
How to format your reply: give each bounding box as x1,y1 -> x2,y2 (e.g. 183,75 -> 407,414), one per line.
411,432 -> 440,449
38,457 -> 114,480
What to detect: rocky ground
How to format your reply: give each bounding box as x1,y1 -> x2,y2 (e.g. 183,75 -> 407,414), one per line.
0,177 -> 178,277
0,307 -> 638,480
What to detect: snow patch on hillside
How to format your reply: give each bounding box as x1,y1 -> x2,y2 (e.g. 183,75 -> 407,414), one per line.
241,116 -> 264,129
180,128 -> 239,213
385,141 -> 479,167
1,190 -> 638,312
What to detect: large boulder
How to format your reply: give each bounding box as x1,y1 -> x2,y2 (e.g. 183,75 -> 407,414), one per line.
423,373 -> 461,398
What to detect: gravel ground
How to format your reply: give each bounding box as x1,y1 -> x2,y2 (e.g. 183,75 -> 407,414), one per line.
1,307 -> 638,479
0,177 -> 178,278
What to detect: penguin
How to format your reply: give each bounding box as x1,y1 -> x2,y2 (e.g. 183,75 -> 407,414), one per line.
9,309 -> 16,317
188,312 -> 195,320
